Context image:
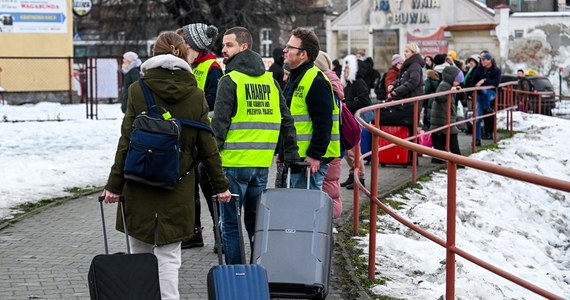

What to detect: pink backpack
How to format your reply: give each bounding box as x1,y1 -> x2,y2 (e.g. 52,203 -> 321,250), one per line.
339,102 -> 361,150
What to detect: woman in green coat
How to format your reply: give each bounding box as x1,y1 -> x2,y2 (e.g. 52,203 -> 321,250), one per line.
102,31 -> 231,300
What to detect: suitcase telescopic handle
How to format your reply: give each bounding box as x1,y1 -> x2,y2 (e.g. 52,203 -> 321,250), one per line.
97,196 -> 130,255
286,161 -> 312,189
211,194 -> 242,265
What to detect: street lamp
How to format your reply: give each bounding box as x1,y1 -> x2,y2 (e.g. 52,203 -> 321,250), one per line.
347,0 -> 351,55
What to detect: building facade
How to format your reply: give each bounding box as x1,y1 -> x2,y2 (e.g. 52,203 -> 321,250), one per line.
327,0 -> 569,94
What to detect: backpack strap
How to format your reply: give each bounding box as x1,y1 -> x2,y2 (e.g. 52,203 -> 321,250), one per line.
138,79 -> 214,135
179,119 -> 214,135
138,79 -> 161,118
138,80 -> 214,182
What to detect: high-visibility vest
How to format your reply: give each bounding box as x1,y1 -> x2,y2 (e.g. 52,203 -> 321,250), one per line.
193,59 -> 217,90
220,71 -> 282,167
290,66 -> 340,158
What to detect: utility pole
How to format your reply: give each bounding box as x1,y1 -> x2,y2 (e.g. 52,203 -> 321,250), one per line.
347,0 -> 351,55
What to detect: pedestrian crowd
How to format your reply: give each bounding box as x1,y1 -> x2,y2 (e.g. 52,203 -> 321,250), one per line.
104,23 -> 505,300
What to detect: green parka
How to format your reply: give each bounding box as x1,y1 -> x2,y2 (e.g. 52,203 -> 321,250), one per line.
105,54 -> 229,245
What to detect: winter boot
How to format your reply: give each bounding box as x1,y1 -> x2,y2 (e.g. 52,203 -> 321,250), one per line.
340,174 -> 354,187
346,177 -> 365,190
181,226 -> 204,249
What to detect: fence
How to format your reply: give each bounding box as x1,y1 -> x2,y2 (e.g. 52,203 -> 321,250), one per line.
350,83 -> 569,299
0,56 -> 125,109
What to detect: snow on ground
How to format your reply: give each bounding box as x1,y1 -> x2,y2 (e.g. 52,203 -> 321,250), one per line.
1,103 -> 569,299
363,112 -> 570,299
0,102 -> 123,219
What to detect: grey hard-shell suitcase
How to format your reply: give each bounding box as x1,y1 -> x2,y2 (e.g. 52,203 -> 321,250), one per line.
253,163 -> 333,299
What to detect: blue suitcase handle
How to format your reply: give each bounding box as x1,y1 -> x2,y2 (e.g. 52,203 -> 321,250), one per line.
212,194 -> 243,265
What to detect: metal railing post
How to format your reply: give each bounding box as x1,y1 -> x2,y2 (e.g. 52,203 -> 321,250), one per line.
368,109 -> 380,279
446,162 -> 457,299
353,140 -> 361,236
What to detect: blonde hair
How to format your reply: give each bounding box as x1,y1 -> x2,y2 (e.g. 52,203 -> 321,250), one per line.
405,43 -> 421,54
153,31 -> 189,61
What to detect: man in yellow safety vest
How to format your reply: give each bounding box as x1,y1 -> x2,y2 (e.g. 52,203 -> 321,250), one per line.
280,27 -> 340,190
211,26 -> 299,264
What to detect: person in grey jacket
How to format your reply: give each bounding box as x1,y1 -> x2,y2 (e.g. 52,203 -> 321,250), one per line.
429,65 -> 464,164
211,26 -> 299,265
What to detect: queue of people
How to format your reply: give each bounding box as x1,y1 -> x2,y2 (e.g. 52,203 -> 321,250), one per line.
105,26 -> 343,300
108,22 -> 505,298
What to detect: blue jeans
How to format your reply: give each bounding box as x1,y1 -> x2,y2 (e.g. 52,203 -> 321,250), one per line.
220,167 -> 268,265
289,163 -> 329,190
475,89 -> 496,140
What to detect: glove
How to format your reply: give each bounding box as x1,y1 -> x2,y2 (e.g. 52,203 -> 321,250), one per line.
285,159 -> 310,174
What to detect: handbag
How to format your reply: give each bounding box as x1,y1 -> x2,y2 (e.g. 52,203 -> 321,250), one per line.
457,100 -> 465,117
339,101 -> 361,149
418,130 -> 433,148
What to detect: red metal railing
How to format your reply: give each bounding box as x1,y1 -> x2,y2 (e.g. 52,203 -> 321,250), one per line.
350,83 -> 568,299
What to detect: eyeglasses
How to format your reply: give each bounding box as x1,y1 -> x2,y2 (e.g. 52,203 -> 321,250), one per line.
284,44 -> 305,52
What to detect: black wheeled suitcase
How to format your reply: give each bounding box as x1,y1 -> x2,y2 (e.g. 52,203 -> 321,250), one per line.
253,163 -> 333,299
88,196 -> 161,300
207,195 -> 270,300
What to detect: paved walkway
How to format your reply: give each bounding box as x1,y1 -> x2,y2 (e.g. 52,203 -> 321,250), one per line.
0,132 -> 484,299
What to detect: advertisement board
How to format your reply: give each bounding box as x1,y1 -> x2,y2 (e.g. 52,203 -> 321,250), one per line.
0,0 -> 68,33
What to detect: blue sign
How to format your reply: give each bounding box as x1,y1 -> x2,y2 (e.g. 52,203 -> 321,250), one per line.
0,12 -> 66,23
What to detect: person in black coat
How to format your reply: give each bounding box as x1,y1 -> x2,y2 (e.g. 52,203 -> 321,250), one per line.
120,51 -> 141,113
332,59 -> 342,78
268,47 -> 286,90
340,54 -> 371,189
385,43 -> 425,128
341,54 -> 372,114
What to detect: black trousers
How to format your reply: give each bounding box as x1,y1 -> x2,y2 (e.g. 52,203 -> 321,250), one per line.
194,162 -> 216,229
432,132 -> 461,157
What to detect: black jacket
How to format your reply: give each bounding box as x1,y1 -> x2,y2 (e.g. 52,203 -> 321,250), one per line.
472,63 -> 501,88
393,53 -> 425,99
268,48 -> 285,90
283,61 -> 334,161
344,60 -> 372,115
121,66 -> 141,113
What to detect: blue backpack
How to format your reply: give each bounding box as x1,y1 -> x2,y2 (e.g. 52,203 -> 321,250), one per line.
123,80 -> 213,190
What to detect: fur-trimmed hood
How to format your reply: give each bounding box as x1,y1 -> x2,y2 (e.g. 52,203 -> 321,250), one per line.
426,69 -> 440,80
140,54 -> 192,75
341,54 -> 358,86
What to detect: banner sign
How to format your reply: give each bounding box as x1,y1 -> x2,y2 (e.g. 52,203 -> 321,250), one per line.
0,0 -> 68,33
407,27 -> 448,58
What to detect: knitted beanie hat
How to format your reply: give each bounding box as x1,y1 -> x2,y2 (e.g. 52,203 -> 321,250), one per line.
391,54 -> 404,66
182,23 -> 218,50
480,52 -> 493,61
454,70 -> 465,83
314,50 -> 333,72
